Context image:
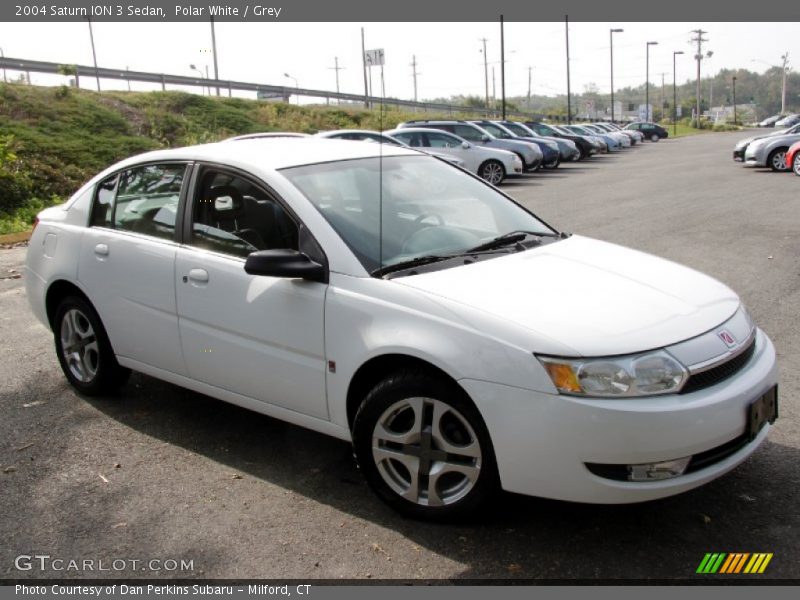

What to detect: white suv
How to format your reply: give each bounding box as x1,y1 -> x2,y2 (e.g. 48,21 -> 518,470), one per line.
27,138 -> 778,520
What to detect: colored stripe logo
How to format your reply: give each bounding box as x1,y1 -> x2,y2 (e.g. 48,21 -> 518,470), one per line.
696,553 -> 773,574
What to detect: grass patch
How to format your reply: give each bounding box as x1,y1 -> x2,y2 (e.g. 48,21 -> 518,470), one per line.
0,196 -> 62,235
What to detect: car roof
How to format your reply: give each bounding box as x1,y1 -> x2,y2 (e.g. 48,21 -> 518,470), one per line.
387,127 -> 460,136
225,132 -> 310,140
315,129 -> 387,137
108,138 -> 419,173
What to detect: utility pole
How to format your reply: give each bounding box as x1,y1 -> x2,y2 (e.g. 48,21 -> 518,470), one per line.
732,76 -> 737,125
646,41 -> 658,121
565,15 -> 572,124
780,52 -> 790,113
329,56 -> 344,102
610,28 -> 624,123
480,37 -> 489,110
527,66 -> 532,111
673,51 -> 684,137
210,17 -> 219,96
690,29 -> 709,127
410,55 -> 419,102
361,27 -> 368,108
86,17 -> 100,91
660,72 -> 666,120
500,15 -> 506,120
492,66 -> 496,112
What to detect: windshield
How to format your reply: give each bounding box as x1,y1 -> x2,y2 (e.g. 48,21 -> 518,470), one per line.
479,122 -> 514,139
282,155 -> 556,274
502,122 -> 532,137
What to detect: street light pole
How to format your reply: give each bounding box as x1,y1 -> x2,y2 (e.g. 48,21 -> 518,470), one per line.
284,73 -> 299,105
732,76 -> 737,125
646,41 -> 658,121
0,48 -> 6,84
565,15 -> 572,124
673,51 -> 684,137
189,64 -> 205,95
610,28 -> 623,123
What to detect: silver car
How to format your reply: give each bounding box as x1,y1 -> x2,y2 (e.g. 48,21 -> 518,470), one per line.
733,123 -> 800,161
743,129 -> 800,171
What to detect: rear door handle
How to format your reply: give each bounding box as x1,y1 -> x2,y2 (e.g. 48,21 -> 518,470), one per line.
186,268 -> 209,283
94,243 -> 109,256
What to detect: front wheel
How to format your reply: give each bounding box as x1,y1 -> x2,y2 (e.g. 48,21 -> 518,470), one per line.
478,160 -> 506,185
768,147 -> 790,172
353,370 -> 498,520
54,296 -> 130,395
793,152 -> 800,176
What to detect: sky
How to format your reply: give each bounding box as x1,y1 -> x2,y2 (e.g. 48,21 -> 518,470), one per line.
0,21 -> 796,103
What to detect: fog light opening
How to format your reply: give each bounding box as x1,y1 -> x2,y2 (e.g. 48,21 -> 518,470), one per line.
628,457 -> 691,481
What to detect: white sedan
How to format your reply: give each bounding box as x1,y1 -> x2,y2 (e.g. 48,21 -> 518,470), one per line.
26,138 -> 777,520
385,127 -> 523,185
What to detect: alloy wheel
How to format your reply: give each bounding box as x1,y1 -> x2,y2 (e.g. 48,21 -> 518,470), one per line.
371,397 -> 482,507
59,308 -> 99,383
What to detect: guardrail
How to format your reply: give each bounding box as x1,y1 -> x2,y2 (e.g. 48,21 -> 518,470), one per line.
0,55 -> 555,120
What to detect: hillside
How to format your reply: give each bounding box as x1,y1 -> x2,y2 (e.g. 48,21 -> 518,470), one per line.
0,83 -> 442,234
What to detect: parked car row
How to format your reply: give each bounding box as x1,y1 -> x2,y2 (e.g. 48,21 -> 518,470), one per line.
275,119 -> 662,186
757,113 -> 800,128
732,123 -> 800,172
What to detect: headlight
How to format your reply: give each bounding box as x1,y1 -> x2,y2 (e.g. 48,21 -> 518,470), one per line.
537,350 -> 688,397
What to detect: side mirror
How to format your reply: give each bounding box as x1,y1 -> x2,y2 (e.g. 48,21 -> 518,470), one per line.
461,141 -> 471,149
244,249 -> 328,283
480,134 -> 490,142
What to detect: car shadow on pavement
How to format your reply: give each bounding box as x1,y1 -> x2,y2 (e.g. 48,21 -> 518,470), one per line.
75,371 -> 798,581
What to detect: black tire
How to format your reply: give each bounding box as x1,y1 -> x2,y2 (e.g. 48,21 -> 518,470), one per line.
352,370 -> 499,521
649,133 -> 660,142
53,295 -> 131,396
478,160 -> 506,185
574,146 -> 585,161
793,152 -> 800,177
768,147 -> 790,172
544,157 -> 561,169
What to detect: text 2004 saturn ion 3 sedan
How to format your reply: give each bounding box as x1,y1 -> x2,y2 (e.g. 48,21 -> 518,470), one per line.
26,139 -> 778,520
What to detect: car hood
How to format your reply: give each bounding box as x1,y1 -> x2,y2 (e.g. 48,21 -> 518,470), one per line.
737,128 -> 790,147
395,235 -> 739,356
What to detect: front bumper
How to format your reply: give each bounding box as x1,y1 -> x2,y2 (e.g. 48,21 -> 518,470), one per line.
733,147 -> 746,161
743,147 -> 766,167
461,328 -> 777,503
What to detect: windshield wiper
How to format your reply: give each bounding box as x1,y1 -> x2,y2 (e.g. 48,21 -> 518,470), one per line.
371,255 -> 456,278
463,230 -> 546,253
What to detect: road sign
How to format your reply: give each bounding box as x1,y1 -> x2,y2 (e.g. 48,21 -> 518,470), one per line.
364,48 -> 385,67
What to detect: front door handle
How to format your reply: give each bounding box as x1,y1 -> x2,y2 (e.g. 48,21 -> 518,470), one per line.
94,243 -> 109,256
187,268 -> 209,283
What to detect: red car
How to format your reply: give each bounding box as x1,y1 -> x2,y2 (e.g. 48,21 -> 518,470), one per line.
787,141 -> 800,176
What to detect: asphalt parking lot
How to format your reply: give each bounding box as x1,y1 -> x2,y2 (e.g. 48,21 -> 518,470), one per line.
1,130 -> 798,581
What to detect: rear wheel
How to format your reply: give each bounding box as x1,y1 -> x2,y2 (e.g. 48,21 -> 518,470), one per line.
353,370 -> 498,520
478,160 -> 506,185
793,152 -> 800,176
54,296 -> 130,395
649,133 -> 660,142
768,147 -> 790,172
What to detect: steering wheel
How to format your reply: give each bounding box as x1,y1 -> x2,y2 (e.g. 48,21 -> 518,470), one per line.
414,213 -> 445,226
